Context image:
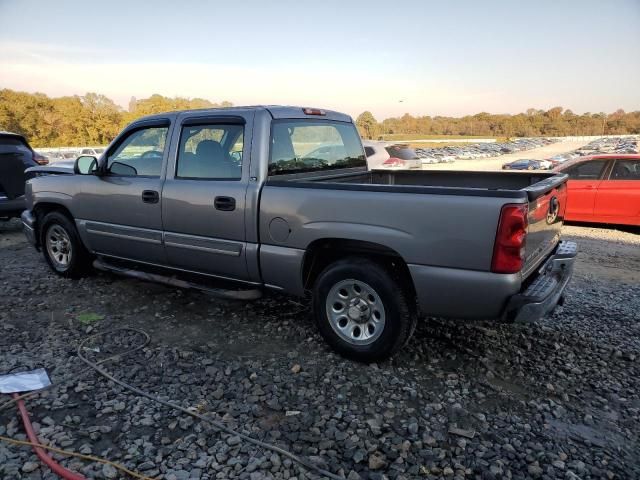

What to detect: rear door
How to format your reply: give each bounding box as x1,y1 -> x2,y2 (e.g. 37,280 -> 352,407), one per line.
73,120 -> 171,264
563,159 -> 609,219
160,113 -> 253,281
593,158 -> 640,223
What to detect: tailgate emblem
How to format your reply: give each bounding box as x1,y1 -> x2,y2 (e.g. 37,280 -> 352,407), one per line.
546,196 -> 560,224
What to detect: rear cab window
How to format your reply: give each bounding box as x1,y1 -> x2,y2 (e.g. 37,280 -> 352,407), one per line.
268,120 -> 365,176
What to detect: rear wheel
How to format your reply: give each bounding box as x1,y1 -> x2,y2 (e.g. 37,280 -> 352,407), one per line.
312,257 -> 416,362
41,211 -> 91,278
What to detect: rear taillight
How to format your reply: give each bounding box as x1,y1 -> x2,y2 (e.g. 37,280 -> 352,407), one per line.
491,203 -> 528,274
33,152 -> 49,165
383,157 -> 406,167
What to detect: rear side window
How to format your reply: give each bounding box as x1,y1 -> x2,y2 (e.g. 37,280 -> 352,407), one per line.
0,136 -> 31,154
385,146 -> 418,160
269,120 -> 365,175
565,160 -> 607,180
176,124 -> 244,180
610,160 -> 640,180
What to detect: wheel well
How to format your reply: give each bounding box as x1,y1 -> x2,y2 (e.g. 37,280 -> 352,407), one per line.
302,238 -> 416,299
33,203 -> 74,244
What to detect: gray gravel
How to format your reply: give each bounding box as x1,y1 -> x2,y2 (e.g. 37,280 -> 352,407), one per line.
1,218 -> 639,479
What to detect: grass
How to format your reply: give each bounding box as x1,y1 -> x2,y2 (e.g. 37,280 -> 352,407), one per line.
76,312 -> 104,325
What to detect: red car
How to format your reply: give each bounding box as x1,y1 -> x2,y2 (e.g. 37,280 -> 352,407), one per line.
554,154 -> 640,226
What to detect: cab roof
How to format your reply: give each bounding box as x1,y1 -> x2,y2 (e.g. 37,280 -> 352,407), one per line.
133,106 -> 353,124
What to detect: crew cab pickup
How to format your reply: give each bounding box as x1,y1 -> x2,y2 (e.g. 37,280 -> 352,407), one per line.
21,106 -> 577,361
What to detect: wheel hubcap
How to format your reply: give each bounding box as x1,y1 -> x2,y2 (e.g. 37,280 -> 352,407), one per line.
326,279 -> 386,345
46,225 -> 72,269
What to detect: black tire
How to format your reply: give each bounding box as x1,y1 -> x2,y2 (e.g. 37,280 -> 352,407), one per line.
312,257 -> 417,363
40,211 -> 92,278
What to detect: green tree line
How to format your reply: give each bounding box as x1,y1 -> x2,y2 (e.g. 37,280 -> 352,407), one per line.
1,88 -> 638,147
356,107 -> 640,139
0,89 -> 232,147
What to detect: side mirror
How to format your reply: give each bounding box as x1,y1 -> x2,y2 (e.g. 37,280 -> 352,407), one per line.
74,155 -> 98,175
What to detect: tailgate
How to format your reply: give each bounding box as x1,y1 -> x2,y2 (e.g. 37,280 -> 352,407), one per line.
521,173 -> 568,278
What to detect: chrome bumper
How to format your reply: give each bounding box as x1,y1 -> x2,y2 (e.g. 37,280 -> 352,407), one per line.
503,241 -> 577,323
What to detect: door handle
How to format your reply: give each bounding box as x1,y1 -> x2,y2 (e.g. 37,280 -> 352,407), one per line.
214,196 -> 236,211
142,190 -> 159,204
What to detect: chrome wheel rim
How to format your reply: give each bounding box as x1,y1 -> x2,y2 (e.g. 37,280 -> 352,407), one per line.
326,279 -> 386,345
46,224 -> 72,270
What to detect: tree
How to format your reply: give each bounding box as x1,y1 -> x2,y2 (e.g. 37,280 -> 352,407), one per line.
355,111 -> 377,139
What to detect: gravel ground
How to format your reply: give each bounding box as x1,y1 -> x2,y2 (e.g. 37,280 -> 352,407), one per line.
1,218 -> 639,479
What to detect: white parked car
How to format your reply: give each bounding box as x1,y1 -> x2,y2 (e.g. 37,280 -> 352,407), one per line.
362,141 -> 421,170
79,147 -> 106,157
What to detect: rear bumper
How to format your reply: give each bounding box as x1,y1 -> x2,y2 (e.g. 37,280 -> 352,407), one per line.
502,241 -> 577,323
408,240 -> 577,322
21,209 -> 38,248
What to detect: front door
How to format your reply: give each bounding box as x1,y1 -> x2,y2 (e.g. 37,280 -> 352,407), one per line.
594,158 -> 640,222
73,122 -> 170,264
563,159 -> 608,220
161,115 -> 251,281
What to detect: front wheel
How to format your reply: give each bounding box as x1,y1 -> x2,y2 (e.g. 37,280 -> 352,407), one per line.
312,257 -> 417,362
41,211 -> 91,278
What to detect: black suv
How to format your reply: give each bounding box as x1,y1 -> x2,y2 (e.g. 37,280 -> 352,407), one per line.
0,132 -> 47,219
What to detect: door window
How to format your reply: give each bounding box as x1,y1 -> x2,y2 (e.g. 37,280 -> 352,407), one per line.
565,160 -> 607,180
176,124 -> 244,180
107,126 -> 168,177
609,160 -> 640,180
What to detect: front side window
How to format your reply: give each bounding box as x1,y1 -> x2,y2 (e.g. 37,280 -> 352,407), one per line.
107,126 -> 168,177
565,160 -> 607,180
176,124 -> 244,180
269,120 -> 366,175
610,159 -> 640,180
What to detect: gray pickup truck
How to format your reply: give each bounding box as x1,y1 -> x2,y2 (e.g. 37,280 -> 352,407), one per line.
21,106 -> 577,361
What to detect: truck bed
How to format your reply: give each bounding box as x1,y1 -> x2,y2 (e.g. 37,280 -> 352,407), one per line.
265,167 -> 568,281
269,167 -> 566,201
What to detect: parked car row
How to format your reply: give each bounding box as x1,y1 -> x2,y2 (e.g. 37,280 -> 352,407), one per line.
547,136 -> 639,166
37,147 -> 106,168
416,137 -> 557,164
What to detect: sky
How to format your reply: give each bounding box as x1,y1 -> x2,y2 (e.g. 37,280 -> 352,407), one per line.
0,0 -> 639,119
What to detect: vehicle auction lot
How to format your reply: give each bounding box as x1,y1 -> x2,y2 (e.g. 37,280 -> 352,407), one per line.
1,219 -> 639,479
421,140 -> 591,171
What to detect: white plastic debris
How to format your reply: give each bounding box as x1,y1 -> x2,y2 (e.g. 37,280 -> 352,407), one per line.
0,368 -> 51,393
